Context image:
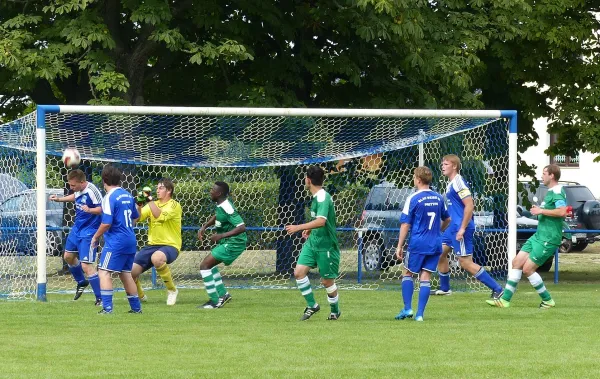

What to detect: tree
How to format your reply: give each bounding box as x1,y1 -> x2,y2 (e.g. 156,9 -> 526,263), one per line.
1,0 -> 599,161
0,0 -> 253,110
472,1 -> 600,167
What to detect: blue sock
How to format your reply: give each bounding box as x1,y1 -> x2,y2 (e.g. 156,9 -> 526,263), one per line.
439,271 -> 450,292
88,273 -> 101,299
101,290 -> 113,312
68,262 -> 86,284
127,295 -> 141,312
401,275 -> 414,310
474,267 -> 502,292
416,280 -> 431,318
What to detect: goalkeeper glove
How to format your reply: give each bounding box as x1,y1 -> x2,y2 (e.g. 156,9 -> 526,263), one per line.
136,186 -> 153,206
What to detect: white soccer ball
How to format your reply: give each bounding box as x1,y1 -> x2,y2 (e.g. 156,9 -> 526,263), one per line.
61,148 -> 81,168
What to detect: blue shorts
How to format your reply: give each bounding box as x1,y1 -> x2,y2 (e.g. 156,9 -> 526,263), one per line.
134,245 -> 179,272
442,227 -> 474,256
65,232 -> 98,263
99,249 -> 135,273
405,251 -> 441,274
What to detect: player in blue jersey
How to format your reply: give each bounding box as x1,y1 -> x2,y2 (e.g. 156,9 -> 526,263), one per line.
394,166 -> 450,322
91,165 -> 141,314
433,154 -> 504,298
49,169 -> 103,305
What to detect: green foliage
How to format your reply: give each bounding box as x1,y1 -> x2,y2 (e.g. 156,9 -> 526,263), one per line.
1,0 -> 599,170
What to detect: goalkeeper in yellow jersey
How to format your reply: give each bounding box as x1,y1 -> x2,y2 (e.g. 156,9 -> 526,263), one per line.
132,178 -> 183,305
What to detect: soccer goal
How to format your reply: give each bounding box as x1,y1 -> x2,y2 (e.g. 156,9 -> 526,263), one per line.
0,106 -> 517,300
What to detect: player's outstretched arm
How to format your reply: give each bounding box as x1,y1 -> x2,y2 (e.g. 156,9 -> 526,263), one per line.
49,193 -> 75,203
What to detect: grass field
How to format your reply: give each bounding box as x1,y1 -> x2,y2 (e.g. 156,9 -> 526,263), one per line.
2,246 -> 600,378
2,275 -> 600,378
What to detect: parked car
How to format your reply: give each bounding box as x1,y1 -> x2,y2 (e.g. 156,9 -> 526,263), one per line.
0,189 -> 65,257
519,182 -> 600,253
0,173 -> 28,203
358,182 -> 538,271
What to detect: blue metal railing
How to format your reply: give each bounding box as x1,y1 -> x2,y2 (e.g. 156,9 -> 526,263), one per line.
3,226 -> 599,285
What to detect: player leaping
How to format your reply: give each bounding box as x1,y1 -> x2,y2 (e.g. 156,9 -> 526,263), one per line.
49,169 -> 103,305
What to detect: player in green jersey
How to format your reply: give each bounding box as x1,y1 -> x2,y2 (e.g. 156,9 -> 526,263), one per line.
197,182 -> 247,309
487,164 -> 566,309
285,166 -> 341,321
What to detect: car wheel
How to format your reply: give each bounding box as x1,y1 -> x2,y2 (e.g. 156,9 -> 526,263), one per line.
559,238 -> 572,254
536,256 -> 553,272
362,237 -> 382,271
572,241 -> 588,252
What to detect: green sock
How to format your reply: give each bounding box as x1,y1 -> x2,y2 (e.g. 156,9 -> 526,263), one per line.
211,266 -> 227,297
502,279 -> 519,302
528,273 -> 552,302
200,270 -> 219,303
502,269 -> 522,302
296,277 -> 316,307
328,294 -> 339,314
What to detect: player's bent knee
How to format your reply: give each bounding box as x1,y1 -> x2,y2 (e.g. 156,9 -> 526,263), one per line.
151,251 -> 167,267
81,263 -> 96,275
522,262 -> 537,276
199,262 -> 211,271
325,283 -> 337,294
293,264 -> 310,280
63,253 -> 77,264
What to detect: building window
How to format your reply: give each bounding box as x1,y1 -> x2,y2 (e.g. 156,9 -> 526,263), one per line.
550,134 -> 579,167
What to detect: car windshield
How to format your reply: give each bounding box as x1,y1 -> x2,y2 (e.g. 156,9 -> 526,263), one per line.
365,186 -> 414,211
365,187 -> 388,210
387,188 -> 413,210
0,192 -> 64,212
0,196 -> 23,212
564,187 -> 595,208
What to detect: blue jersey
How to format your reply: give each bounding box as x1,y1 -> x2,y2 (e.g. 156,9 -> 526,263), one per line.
72,182 -> 102,237
101,187 -> 139,253
400,189 -> 449,255
445,174 -> 475,230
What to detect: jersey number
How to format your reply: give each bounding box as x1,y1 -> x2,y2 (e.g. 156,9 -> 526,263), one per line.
427,212 -> 435,230
124,209 -> 133,228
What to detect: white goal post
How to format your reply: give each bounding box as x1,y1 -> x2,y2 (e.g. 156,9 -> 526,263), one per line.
3,106 -> 517,300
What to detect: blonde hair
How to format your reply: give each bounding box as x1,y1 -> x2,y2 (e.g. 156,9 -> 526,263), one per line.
442,154 -> 461,172
67,169 -> 86,182
414,166 -> 432,185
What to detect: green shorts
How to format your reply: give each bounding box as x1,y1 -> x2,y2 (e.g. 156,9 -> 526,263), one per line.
297,244 -> 340,279
211,244 -> 245,266
521,235 -> 558,267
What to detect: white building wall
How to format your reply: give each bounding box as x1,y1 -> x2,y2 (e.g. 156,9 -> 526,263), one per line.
520,117 -> 600,198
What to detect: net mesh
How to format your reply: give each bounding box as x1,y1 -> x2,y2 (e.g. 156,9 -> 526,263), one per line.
0,110 -> 510,299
